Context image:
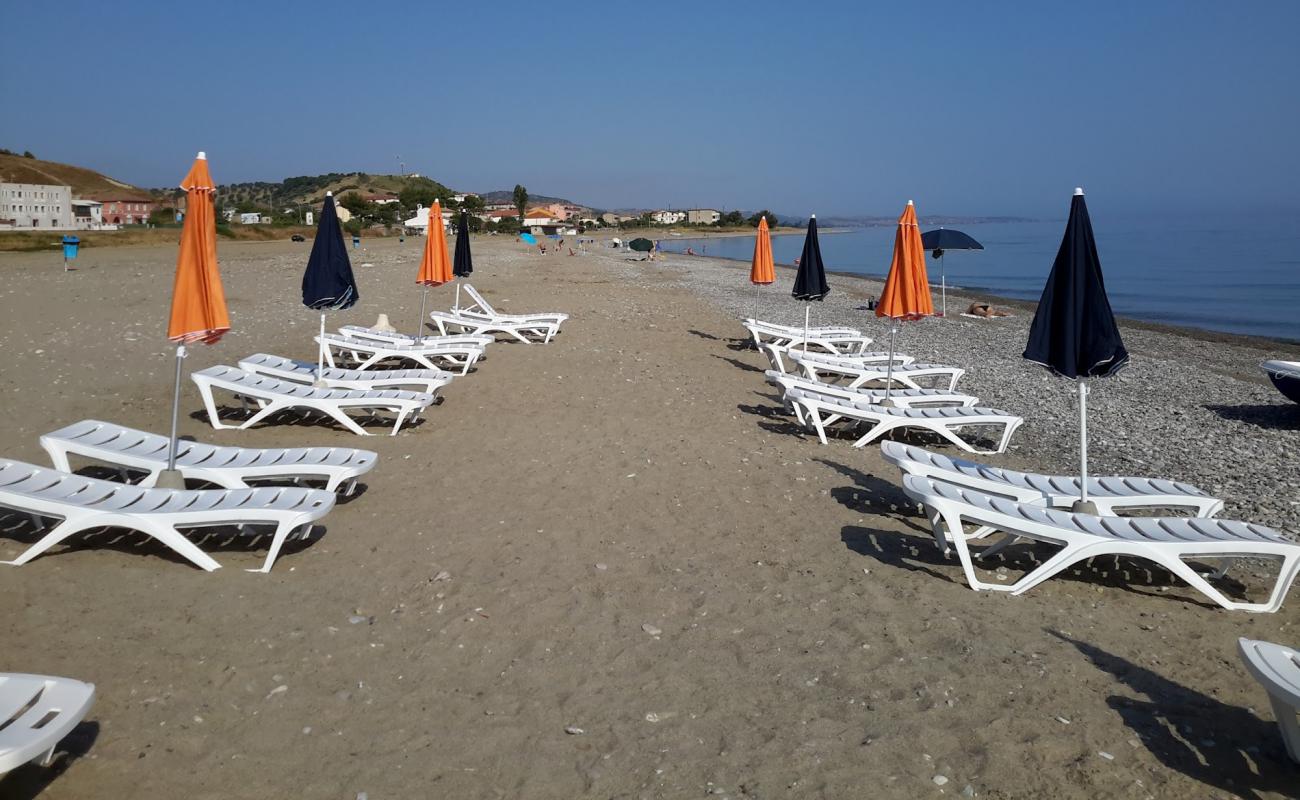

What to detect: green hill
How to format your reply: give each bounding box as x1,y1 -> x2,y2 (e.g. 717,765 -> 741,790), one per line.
0,152 -> 150,199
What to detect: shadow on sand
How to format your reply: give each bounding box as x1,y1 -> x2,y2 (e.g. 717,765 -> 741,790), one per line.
1204,403 -> 1300,431
0,721 -> 100,800
1051,631 -> 1295,799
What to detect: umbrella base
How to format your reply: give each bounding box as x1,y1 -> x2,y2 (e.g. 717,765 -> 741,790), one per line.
155,469 -> 186,490
1070,499 -> 1099,515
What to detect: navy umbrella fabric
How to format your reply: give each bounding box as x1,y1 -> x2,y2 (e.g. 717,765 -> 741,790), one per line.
1023,187 -> 1128,510
920,228 -> 983,317
790,215 -> 830,350
302,192 -> 360,380
453,211 -> 473,309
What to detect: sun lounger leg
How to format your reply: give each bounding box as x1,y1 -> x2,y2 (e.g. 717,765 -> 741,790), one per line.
1268,693 -> 1300,762
193,379 -> 237,430
319,406 -> 372,436
248,520 -> 303,573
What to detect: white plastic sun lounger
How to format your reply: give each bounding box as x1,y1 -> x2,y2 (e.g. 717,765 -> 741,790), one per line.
744,320 -> 874,356
460,284 -> 569,325
317,333 -> 482,374
785,387 -> 1022,453
902,474 -> 1300,612
337,325 -> 494,351
41,419 -> 377,494
192,366 -> 434,436
0,459 -> 335,572
239,353 -> 453,397
1238,638 -> 1300,760
427,311 -> 561,344
765,371 -> 979,412
881,441 -> 1223,518
0,673 -> 95,774
759,342 -> 914,374
788,349 -> 965,391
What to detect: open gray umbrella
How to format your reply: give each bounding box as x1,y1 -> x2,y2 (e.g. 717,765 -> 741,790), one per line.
1023,187 -> 1128,511
302,192 -> 359,382
791,215 -> 830,350
453,210 -> 473,310
920,228 -> 983,317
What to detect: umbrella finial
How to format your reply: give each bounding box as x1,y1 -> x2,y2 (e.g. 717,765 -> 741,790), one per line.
907,199 -> 914,206
810,213 -> 816,219
196,151 -> 206,160
326,191 -> 333,197
1074,187 -> 1084,196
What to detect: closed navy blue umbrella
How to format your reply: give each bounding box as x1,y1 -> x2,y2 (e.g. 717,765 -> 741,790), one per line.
1023,187 -> 1128,510
453,210 -> 473,310
302,192 -> 359,380
920,228 -> 984,317
790,215 -> 830,349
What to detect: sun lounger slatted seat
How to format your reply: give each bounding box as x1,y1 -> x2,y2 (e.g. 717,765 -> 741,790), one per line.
744,319 -> 873,356
317,333 -> 482,374
460,284 -> 568,325
759,343 -> 912,374
41,419 -> 377,494
881,441 -> 1223,518
785,387 -> 1021,453
0,673 -> 96,774
427,312 -> 561,344
1238,638 -> 1300,760
788,349 -> 965,391
192,366 -> 433,436
239,353 -> 453,396
901,474 -> 1300,612
337,325 -> 493,350
765,371 -> 979,414
0,459 -> 336,572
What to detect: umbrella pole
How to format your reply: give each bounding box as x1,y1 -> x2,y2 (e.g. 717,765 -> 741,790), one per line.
883,322 -> 898,405
417,287 -> 428,343
454,282 -> 462,313
1072,379 -> 1097,513
317,312 -> 327,383
156,343 -> 188,489
802,303 -> 811,352
941,252 -> 947,318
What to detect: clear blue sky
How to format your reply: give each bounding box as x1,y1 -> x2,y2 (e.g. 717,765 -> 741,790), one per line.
3,0 -> 1297,218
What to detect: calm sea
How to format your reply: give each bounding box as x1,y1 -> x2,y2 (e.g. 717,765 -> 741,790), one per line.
657,215 -> 1300,342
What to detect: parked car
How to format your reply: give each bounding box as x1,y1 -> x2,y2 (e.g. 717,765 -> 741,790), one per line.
291,234 -> 306,242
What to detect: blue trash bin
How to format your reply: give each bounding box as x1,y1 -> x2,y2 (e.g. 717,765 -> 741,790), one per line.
352,235 -> 360,249
62,236 -> 80,261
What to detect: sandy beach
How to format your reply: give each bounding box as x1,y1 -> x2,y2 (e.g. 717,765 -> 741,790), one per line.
3,235 -> 1300,799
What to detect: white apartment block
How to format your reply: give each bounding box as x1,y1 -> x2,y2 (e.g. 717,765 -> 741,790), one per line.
687,208 -> 720,224
651,209 -> 686,225
0,182 -> 73,229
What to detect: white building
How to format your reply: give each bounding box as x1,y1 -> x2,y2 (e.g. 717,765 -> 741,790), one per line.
401,205 -> 449,235
239,212 -> 265,224
70,199 -> 104,230
0,182 -> 73,229
651,209 -> 686,225
687,208 -> 720,225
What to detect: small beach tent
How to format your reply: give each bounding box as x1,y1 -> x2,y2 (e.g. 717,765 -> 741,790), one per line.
162,151 -> 230,488
919,228 -> 983,317
749,215 -> 776,320
875,201 -> 934,403
452,210 -> 473,310
415,201 -> 453,340
791,215 -> 830,349
302,193 -> 360,381
628,237 -> 654,252
1023,188 -> 1128,512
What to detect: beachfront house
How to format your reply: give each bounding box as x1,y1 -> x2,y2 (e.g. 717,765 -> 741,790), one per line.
402,204 -> 451,235
601,212 -> 634,225
0,181 -> 73,229
91,193 -> 155,225
238,212 -> 265,225
70,198 -> 104,229
687,208 -> 721,225
651,209 -> 686,225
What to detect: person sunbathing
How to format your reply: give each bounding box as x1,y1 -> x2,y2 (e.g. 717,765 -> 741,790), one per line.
966,302 -> 1010,317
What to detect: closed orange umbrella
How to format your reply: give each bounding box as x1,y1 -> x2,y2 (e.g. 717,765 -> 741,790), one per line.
162,151 -> 229,486
414,201 -> 453,340
875,200 -> 933,402
748,215 -> 775,321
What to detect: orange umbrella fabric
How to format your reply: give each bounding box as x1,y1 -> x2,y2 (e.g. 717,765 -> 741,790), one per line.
417,201 -> 453,286
750,216 -> 775,285
167,153 -> 229,344
876,201 -> 934,321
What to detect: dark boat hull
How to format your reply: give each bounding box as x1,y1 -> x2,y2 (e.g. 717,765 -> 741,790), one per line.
1262,361 -> 1300,405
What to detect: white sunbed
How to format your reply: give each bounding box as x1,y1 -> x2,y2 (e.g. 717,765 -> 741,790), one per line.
0,459 -> 336,572
784,387 -> 1022,453
427,311 -> 561,344
41,419 -> 377,494
788,349 -> 965,391
192,366 -> 434,437
901,473 -> 1300,612
317,333 -> 482,374
337,325 -> 494,351
765,370 -> 979,412
0,673 -> 95,774
743,319 -> 874,356
759,342 -> 914,374
881,440 -> 1224,518
459,283 -> 569,325
239,353 -> 453,397
1239,638 -> 1300,761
